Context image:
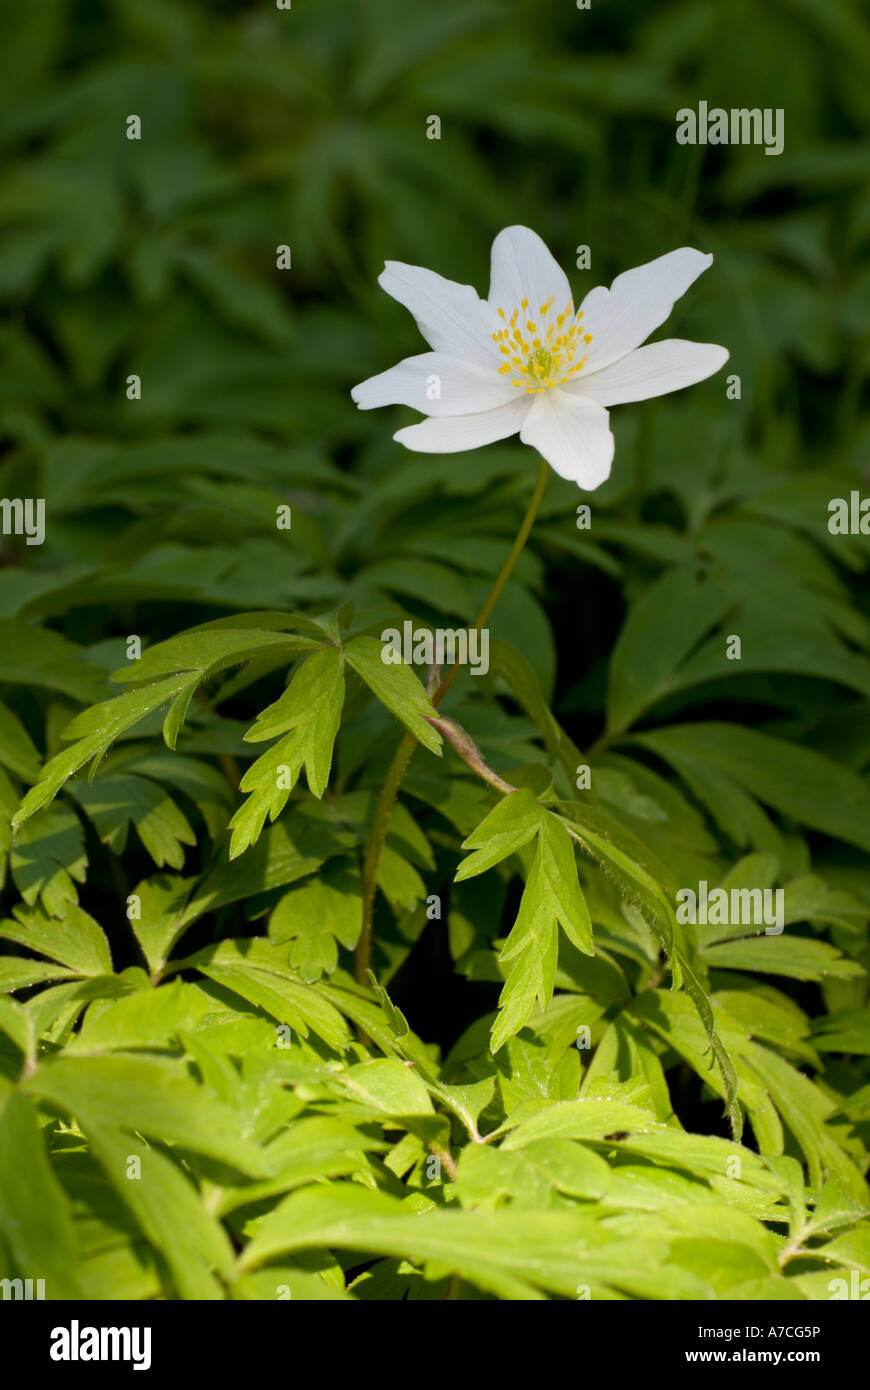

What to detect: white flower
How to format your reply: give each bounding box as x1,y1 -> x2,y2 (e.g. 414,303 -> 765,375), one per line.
351,226 -> 728,489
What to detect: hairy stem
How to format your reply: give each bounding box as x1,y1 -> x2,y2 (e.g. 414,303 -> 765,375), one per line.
425,715 -> 517,795
355,455 -> 549,985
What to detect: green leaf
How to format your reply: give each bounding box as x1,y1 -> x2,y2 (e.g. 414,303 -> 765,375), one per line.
743,1043 -> 869,1201
581,1015 -> 676,1123
376,844 -> 426,910
230,647 -> 346,857
713,990 -> 817,1066
340,1058 -> 434,1117
0,901 -> 112,975
237,1183 -> 701,1299
270,862 -> 362,981
454,787 -> 540,881
118,752 -> 233,839
812,1009 -> 870,1054
628,991 -> 765,1144
701,934 -> 864,982
111,624 -> 321,687
0,620 -> 106,703
635,723 -> 870,854
501,1098 -> 660,1147
70,773 -> 196,869
185,814 -> 351,925
188,939 -> 351,1052
0,993 -> 29,1055
0,1091 -> 82,1297
454,796 -> 594,1052
0,698 -> 42,782
695,853 -> 781,947
162,677 -> 200,751
606,569 -> 733,734
12,674 -> 194,829
805,1175 -> 870,1237
126,874 -> 196,976
66,980 -> 214,1053
532,812 -> 594,957
493,813 -> 594,1052
812,1228 -> 870,1279
489,638 -> 584,784
0,959 -> 77,992
243,647 -> 344,764
560,801 -> 679,956
24,1054 -> 272,1177
83,1120 -> 234,1300
10,804 -> 87,913
345,636 -> 442,755
219,1116 -> 383,1217
560,805 -> 742,1135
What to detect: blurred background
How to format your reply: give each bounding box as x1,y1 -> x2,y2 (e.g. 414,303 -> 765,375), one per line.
2,2 -> 868,654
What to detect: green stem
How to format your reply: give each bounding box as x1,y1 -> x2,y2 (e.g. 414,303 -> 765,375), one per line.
434,455 -> 549,705
354,455 -> 549,985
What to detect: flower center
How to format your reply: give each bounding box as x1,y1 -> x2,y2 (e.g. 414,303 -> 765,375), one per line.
492,296 -> 593,392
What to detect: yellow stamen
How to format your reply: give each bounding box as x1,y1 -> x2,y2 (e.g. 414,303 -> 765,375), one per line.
494,292 -> 593,392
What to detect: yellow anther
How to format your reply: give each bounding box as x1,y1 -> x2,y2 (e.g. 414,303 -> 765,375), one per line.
498,297 -> 593,391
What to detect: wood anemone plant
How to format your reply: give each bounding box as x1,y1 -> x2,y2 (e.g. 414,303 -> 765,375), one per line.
0,0 -> 868,1308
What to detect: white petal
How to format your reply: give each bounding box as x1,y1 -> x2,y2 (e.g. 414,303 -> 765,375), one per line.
579,248 -> 714,373
379,261 -> 498,368
488,226 -> 574,319
571,339 -> 729,407
394,397 -> 532,453
519,390 -> 614,489
352,352 -> 516,416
